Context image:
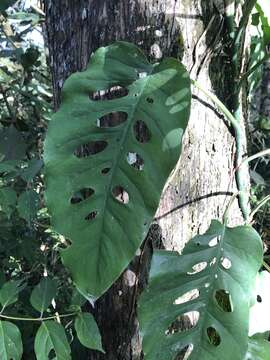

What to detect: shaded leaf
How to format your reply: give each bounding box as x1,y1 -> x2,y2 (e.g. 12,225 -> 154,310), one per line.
0,187 -> 17,218
250,170 -> 265,185
0,126 -> 27,161
34,321 -> 71,360
44,41 -> 191,300
75,313 -> 104,353
138,220 -> 263,360
0,321 -> 23,360
30,277 -> 57,315
20,159 -> 43,182
0,0 -> 17,13
17,190 -> 39,222
0,279 -> 26,309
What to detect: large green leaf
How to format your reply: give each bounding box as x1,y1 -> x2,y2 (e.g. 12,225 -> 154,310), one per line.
0,321 -> 23,360
75,313 -> 104,352
138,220 -> 263,360
30,277 -> 57,315
44,41 -> 191,299
34,321 -> 71,360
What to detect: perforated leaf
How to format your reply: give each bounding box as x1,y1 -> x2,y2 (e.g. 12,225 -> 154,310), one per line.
245,336 -> 270,360
138,220 -> 263,360
44,41 -> 191,300
0,321 -> 23,360
34,321 -> 71,360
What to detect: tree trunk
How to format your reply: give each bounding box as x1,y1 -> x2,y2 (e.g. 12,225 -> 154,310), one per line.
44,1 -> 249,359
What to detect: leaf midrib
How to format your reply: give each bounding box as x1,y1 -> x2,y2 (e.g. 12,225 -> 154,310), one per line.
96,64 -> 155,287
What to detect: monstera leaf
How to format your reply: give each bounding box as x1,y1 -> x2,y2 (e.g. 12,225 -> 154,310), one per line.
138,220 -> 263,360
44,41 -> 191,299
245,335 -> 270,360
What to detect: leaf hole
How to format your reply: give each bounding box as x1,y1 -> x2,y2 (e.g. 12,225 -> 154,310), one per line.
133,120 -> 151,143
146,97 -> 154,104
208,236 -> 219,247
112,186 -> 129,204
96,111 -> 128,128
85,211 -> 98,221
174,344 -> 194,360
74,141 -> 108,158
214,289 -> 233,312
101,167 -> 110,175
127,152 -> 144,170
166,311 -> 199,335
206,326 -> 221,347
187,262 -> 207,275
220,257 -> 232,270
90,85 -> 128,101
70,188 -> 95,204
210,257 -> 217,267
174,289 -> 199,305
257,294 -> 262,303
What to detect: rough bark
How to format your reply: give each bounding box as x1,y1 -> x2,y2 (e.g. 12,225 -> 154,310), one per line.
44,1 -> 249,359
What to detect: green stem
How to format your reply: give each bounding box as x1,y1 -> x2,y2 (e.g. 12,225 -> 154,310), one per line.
263,261 -> 270,273
223,191 -> 240,225
249,195 -> 270,222
240,148 -> 270,166
0,311 -> 78,322
192,80 -> 249,220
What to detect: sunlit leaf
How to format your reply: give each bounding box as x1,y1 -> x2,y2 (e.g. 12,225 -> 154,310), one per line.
245,335 -> 270,360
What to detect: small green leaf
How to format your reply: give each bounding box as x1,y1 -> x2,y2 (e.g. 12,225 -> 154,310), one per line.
245,336 -> 270,360
0,321 -> 23,360
75,313 -> 104,353
0,126 -> 27,161
34,321 -> 71,360
30,277 -> 57,315
0,279 -> 26,309
20,159 -> 43,182
249,271 -> 270,336
17,190 -> 39,222
0,187 -> 17,218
